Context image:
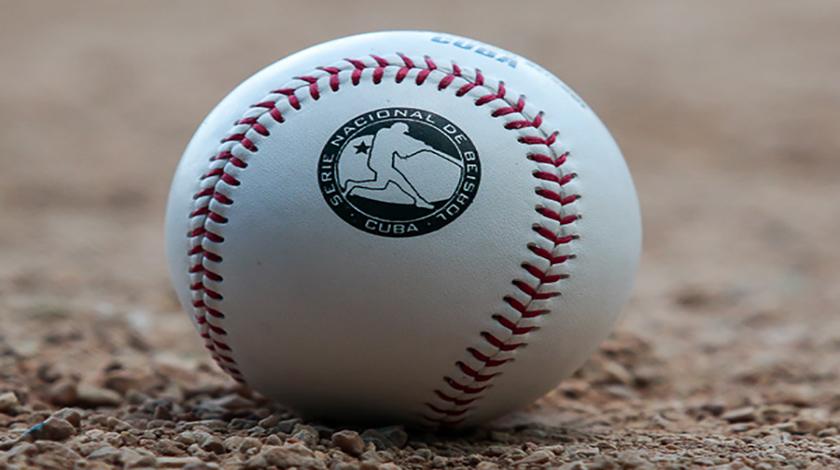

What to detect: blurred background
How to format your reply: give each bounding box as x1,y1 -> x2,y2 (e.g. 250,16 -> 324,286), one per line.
1,0 -> 839,428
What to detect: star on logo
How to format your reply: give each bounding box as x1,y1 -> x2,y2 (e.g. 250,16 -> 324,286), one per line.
354,141 -> 371,154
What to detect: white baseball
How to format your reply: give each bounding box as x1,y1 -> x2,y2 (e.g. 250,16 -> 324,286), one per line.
165,31 -> 641,427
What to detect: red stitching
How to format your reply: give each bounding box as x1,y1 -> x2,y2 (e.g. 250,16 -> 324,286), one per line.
185,55 -> 579,422
203,293 -> 222,305
205,306 -> 224,317
416,57 -> 436,85
492,97 -> 525,117
522,263 -> 566,284
534,170 -> 576,186
519,131 -> 558,146
296,75 -> 320,100
505,111 -> 542,129
209,212 -> 228,224
468,348 -> 512,367
534,226 -> 575,245
530,151 -> 568,167
536,207 -> 578,225
434,390 -> 478,405
193,188 -> 214,199
457,362 -> 501,381
536,189 -> 578,206
426,403 -> 469,417
503,296 -> 547,318
492,314 -> 537,335
319,66 -> 341,92
482,332 -> 526,351
203,232 -> 224,243
444,376 -> 488,394
271,89 -> 301,110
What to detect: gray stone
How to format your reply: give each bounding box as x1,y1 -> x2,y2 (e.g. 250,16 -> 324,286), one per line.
258,414 -> 279,429
154,404 -> 174,421
27,417 -> 76,441
0,391 -> 19,413
46,381 -> 78,406
87,445 -> 123,464
378,425 -> 408,448
292,423 -> 320,447
76,385 -> 122,407
201,435 -> 226,454
721,406 -> 757,424
274,418 -> 300,434
51,408 -> 82,428
332,430 -> 366,456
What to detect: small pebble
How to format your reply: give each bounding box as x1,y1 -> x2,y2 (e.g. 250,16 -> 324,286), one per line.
187,443 -> 214,460
721,406 -> 757,424
122,447 -> 158,468
191,430 -> 213,445
206,394 -> 254,410
155,438 -> 187,456
476,461 -> 501,470
148,418 -> 177,429
158,456 -> 206,468
292,423 -> 320,447
0,391 -> 19,413
516,450 -> 553,465
201,435 -> 226,454
332,430 -> 366,456
176,431 -> 197,445
229,417 -> 257,429
77,385 -> 122,407
182,462 -> 218,470
121,431 -> 139,446
568,445 -> 599,459
26,417 -> 76,441
103,370 -> 143,394
483,445 -> 510,457
51,408 -> 82,428
86,445 -> 123,464
223,435 -> 244,452
265,434 -> 283,446
183,419 -> 228,432
729,423 -> 755,433
249,442 -> 324,470
36,363 -> 62,383
274,418 -> 300,434
105,416 -> 132,431
247,425 -> 268,437
430,455 -> 447,468
125,389 -> 148,405
332,462 -> 361,470
378,425 -> 408,448
240,436 -> 262,454
361,428 -> 392,449
258,414 -> 279,429
601,360 -> 634,385
47,381 -> 78,406
818,427 -> 839,437
154,404 -> 174,421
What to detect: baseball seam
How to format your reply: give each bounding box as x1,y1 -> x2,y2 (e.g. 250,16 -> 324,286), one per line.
185,53 -> 578,426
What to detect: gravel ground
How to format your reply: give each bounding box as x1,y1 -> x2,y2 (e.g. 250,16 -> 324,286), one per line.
2,2 -> 839,469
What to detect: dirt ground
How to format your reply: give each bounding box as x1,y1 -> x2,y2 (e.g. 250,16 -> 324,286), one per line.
2,2 -> 840,469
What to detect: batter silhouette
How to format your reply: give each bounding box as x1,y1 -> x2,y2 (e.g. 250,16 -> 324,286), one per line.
342,123 -> 460,209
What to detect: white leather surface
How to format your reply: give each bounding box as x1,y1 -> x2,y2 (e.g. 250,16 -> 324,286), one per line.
165,31 -> 641,427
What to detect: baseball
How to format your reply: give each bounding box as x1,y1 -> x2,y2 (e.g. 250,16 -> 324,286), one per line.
165,31 -> 642,427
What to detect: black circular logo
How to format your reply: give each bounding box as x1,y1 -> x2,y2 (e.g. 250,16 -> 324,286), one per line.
318,107 -> 481,237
